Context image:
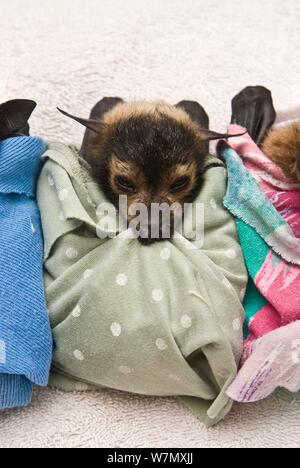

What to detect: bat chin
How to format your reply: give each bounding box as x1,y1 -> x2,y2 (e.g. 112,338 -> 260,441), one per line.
138,225 -> 174,245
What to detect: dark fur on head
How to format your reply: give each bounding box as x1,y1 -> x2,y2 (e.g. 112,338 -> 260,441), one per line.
58,98 -> 244,243
87,101 -> 209,208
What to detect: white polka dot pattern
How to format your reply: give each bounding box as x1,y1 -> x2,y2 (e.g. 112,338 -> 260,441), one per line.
71,305 -> 81,318
116,274 -> 128,286
58,189 -> 69,201
210,198 -> 217,209
73,350 -> 84,361
83,269 -> 93,280
160,248 -> 171,260
66,248 -> 78,260
155,338 -> 168,350
152,289 -> 164,302
111,322 -> 122,337
48,175 -> 55,186
225,249 -> 237,259
232,318 -> 242,331
180,315 -> 192,329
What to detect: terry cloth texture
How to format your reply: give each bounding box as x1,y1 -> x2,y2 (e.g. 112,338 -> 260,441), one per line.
37,142 -> 247,427
218,126 -> 300,402
0,137 -> 53,409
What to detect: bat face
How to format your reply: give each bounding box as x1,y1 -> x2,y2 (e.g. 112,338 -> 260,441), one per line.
58,99 -> 243,244
88,103 -> 207,242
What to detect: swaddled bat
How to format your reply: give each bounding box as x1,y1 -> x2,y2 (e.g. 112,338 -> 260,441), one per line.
58,98 -> 243,243
0,99 -> 37,141
231,86 -> 300,183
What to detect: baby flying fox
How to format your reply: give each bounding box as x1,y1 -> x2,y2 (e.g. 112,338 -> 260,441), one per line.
231,86 -> 300,184
59,98 -> 242,243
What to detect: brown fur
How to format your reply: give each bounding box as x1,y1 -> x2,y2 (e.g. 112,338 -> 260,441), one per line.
109,155 -> 198,222
103,101 -> 199,132
59,98 -> 226,243
262,121 -> 300,182
159,161 -> 199,206
88,101 -> 207,225
89,101 -> 205,167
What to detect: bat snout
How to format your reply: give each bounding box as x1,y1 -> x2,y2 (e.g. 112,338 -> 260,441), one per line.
126,197 -> 183,244
138,213 -> 174,244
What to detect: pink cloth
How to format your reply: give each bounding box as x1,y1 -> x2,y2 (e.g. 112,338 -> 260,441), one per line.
227,321 -> 300,402
228,124 -> 300,239
229,124 -> 300,338
224,125 -> 300,402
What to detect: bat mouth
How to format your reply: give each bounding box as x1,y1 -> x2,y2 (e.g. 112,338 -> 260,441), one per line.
138,223 -> 175,244
139,237 -> 170,246
125,205 -> 181,244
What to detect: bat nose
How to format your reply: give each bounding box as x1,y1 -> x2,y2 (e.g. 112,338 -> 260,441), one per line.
132,199 -> 175,244
139,220 -> 173,243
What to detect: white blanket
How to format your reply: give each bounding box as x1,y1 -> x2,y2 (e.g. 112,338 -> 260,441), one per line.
0,0 -> 300,448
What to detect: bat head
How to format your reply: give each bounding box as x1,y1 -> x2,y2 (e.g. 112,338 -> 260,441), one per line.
0,99 -> 37,142
58,99 -> 244,243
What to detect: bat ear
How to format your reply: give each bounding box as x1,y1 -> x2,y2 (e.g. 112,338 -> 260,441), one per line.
80,97 -> 124,159
0,99 -> 36,136
175,100 -> 209,129
200,129 -> 247,141
231,86 -> 276,145
57,108 -> 105,134
89,97 -> 124,120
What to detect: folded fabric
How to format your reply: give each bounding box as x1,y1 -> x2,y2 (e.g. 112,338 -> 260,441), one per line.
218,125 -> 300,402
0,137 -> 53,409
37,142 -> 247,427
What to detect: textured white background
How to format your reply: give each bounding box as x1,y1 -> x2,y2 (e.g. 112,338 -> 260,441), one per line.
0,0 -> 300,448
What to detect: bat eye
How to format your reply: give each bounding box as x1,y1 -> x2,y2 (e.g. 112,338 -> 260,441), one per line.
170,176 -> 190,193
115,176 -> 136,192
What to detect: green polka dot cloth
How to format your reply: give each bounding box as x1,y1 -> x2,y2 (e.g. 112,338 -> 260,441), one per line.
37,143 -> 247,427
